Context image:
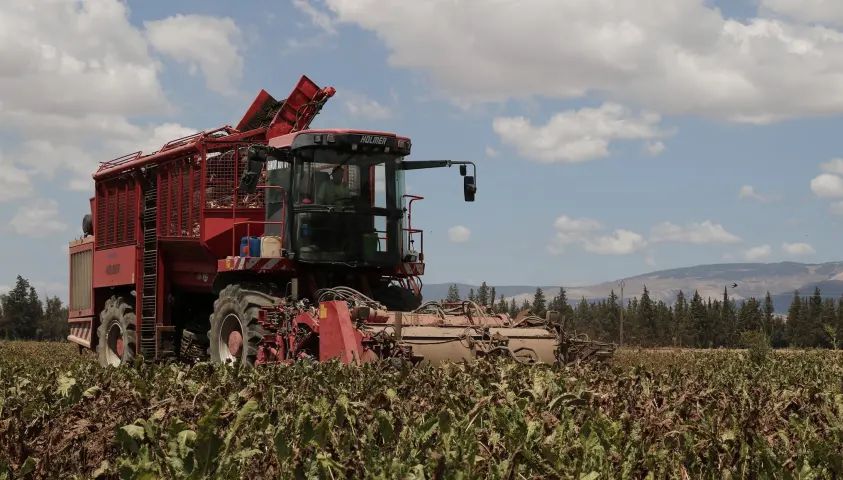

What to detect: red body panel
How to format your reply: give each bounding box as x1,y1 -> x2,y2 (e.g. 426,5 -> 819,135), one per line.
93,245 -> 136,288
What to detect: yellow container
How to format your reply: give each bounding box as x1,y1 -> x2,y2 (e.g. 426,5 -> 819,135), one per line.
260,236 -> 283,258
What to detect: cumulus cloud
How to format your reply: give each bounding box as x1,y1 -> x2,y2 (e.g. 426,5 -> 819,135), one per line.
145,14 -> 244,94
485,146 -> 499,158
645,141 -> 666,156
738,185 -> 771,202
782,242 -> 816,255
447,225 -> 471,243
0,152 -> 33,202
9,199 -> 68,237
0,1 -> 208,193
650,221 -> 742,244
493,103 -> 665,163
744,244 -> 773,261
549,214 -> 646,255
820,158 -> 843,174
293,0 -> 337,34
326,0 -> 843,122
342,92 -> 392,119
831,201 -> 843,215
583,229 -> 648,255
810,173 -> 843,198
760,0 -> 843,27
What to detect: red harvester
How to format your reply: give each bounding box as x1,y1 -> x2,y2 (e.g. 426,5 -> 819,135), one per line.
67,75 -> 613,366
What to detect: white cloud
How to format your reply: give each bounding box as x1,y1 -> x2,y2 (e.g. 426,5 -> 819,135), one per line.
820,158 -> 843,174
549,214 -> 645,255
738,184 -> 771,202
0,0 -> 167,117
447,225 -> 471,243
810,173 -> 843,198
645,141 -> 666,156
744,244 -> 772,261
650,221 -> 742,244
484,146 -> 499,158
831,201 -> 843,215
327,0 -> 843,123
145,14 -> 243,94
493,103 -> 665,163
645,252 -> 657,266
760,0 -> 843,27
9,199 -> 68,238
0,152 -> 33,202
0,1 -> 208,192
342,92 -> 392,119
782,242 -> 816,255
583,229 -> 647,255
293,0 -> 337,34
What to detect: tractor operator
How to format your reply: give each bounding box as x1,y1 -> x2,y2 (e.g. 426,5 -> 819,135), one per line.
316,166 -> 351,205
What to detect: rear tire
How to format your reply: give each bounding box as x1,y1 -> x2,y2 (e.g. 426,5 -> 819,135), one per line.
207,285 -> 272,366
375,285 -> 422,311
96,296 -> 137,367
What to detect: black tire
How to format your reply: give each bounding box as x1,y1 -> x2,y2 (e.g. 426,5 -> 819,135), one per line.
96,296 -> 137,367
375,285 -> 422,311
207,285 -> 273,366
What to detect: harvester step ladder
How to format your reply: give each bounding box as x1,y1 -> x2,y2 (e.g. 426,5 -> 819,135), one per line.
140,174 -> 159,360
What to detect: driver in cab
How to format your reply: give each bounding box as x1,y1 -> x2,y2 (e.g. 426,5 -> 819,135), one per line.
316,166 -> 352,205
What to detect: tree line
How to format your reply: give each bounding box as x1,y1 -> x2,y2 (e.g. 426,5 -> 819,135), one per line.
446,282 -> 843,348
0,275 -> 68,341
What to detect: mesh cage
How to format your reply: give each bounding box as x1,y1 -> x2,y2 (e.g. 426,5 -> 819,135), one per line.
205,147 -> 265,209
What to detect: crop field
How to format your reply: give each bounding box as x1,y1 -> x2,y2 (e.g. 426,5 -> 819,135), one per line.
2,343 -> 843,479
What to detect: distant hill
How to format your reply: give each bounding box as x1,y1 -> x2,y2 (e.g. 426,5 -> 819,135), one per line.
425,262 -> 843,313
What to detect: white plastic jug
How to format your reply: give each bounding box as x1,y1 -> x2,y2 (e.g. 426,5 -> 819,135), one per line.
261,236 -> 283,258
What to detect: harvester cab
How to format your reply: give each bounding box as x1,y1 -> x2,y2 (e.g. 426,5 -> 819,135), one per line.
67,74 -> 614,368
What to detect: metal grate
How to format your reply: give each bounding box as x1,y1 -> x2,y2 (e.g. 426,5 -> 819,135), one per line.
157,155 -> 201,237
95,179 -> 136,249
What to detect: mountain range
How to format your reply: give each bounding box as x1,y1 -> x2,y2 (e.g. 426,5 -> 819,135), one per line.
424,262 -> 843,313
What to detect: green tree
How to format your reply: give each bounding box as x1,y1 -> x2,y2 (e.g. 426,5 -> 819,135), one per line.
495,295 -> 508,315
489,287 -> 497,310
39,296 -> 68,340
445,284 -> 461,303
468,288 -> 476,303
690,291 -> 707,347
477,282 -> 489,306
674,290 -> 689,346
763,291 -> 775,336
787,291 -> 804,347
532,288 -> 547,318
0,275 -> 43,339
638,286 -> 655,347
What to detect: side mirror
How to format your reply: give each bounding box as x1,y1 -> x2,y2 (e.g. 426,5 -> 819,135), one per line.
459,164 -> 467,176
463,175 -> 476,202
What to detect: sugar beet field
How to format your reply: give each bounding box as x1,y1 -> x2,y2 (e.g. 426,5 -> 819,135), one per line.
2,342 -> 843,479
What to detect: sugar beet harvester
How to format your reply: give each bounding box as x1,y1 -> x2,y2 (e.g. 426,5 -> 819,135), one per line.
66,75 -> 613,367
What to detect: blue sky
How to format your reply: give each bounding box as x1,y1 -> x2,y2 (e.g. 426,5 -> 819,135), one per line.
3,0 -> 843,299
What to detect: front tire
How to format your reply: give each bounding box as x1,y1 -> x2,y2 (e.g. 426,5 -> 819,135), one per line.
96,296 -> 137,367
208,285 -> 272,366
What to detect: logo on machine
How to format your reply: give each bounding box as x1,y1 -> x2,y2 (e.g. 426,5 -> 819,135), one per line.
359,135 -> 388,145
105,263 -> 121,275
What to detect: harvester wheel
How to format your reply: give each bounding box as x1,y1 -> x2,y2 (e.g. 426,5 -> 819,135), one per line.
208,285 -> 271,366
96,296 -> 137,367
375,285 -> 422,311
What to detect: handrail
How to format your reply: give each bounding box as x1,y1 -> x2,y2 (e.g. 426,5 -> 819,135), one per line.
98,151 -> 141,171
402,194 -> 425,261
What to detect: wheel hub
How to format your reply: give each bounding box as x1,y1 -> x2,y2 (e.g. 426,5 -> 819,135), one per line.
219,313 -> 244,363
227,330 -> 243,358
106,322 -> 124,366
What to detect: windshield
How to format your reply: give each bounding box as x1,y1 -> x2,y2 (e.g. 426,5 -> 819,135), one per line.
292,148 -> 402,266
295,149 -> 394,207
